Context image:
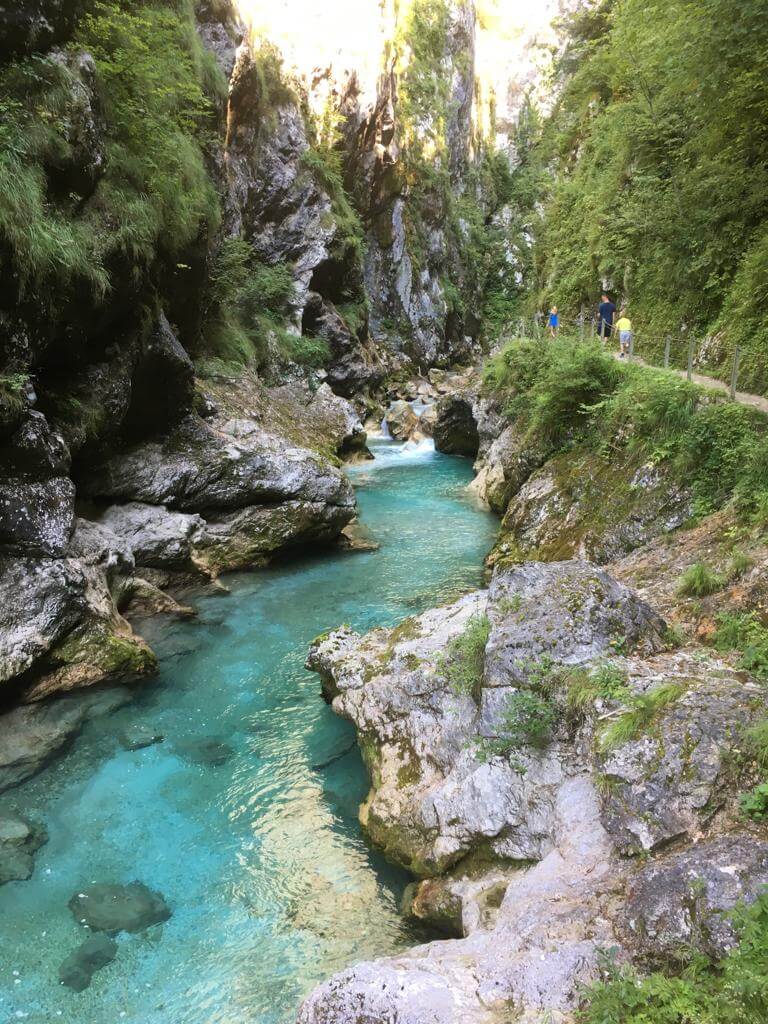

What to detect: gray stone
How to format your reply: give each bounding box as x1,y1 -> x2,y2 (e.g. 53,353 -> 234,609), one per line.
0,553 -> 87,684
69,881 -> 171,933
98,502 -> 205,570
598,655 -> 763,854
81,414 -> 355,516
0,476 -> 75,556
484,561 -> 667,689
58,934 -> 117,992
623,832 -> 768,962
0,687 -> 131,792
384,400 -> 418,441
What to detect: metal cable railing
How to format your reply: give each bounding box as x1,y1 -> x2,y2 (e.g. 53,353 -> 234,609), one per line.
511,313 -> 744,401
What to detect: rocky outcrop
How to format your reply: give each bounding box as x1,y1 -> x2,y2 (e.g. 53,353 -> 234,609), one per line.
622,832 -> 768,963
309,561 -> 666,878
302,558 -> 768,1023
489,450 -> 693,568
597,654 -> 763,855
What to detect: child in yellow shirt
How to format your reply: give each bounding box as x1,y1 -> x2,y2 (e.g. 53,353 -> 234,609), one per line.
616,311 -> 632,358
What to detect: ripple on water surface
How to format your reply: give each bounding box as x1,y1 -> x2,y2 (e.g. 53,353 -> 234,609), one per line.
0,440 -> 497,1024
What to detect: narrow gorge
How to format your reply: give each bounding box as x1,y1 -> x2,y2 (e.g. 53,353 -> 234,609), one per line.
2,1 -> 768,1023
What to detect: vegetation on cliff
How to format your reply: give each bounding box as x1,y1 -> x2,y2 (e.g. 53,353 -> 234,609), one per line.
484,337 -> 768,522
512,0 -> 768,392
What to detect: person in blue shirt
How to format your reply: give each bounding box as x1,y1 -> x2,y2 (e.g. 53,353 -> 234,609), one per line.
548,305 -> 559,338
597,293 -> 616,340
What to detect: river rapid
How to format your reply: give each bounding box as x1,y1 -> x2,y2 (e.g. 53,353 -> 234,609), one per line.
0,438 -> 496,1024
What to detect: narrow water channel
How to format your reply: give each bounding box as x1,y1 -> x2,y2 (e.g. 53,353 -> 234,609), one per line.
0,439 -> 497,1024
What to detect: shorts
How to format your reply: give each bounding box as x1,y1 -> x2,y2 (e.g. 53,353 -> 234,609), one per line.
620,331 -> 632,345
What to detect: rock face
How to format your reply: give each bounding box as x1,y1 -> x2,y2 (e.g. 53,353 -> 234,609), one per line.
597,655 -> 763,855
490,450 -> 693,568
433,394 -> 480,456
302,559 -> 768,1023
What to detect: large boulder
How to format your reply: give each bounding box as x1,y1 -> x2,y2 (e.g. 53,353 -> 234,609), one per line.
308,561 -> 665,877
384,400 -> 418,441
597,652 -> 763,854
433,394 -> 479,456
80,414 -> 355,515
98,502 -> 206,570
622,832 -> 768,963
301,293 -> 384,397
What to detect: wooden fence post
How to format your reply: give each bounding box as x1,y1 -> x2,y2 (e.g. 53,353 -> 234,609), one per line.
628,332 -> 635,362
664,335 -> 671,368
730,346 -> 741,400
686,335 -> 694,382
580,308 -> 585,341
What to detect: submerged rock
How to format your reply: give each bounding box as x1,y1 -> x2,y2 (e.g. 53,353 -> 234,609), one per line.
69,881 -> 171,934
0,687 -> 131,792
0,814 -> 47,884
58,934 -> 117,992
176,737 -> 233,767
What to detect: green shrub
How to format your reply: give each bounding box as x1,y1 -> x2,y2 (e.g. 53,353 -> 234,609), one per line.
478,689 -> 557,762
566,663 -> 630,721
713,612 -> 768,680
677,562 -> 724,598
439,614 -> 490,696
578,892 -> 768,1023
727,551 -> 753,580
598,682 -> 685,752
740,783 -> 768,822
743,719 -> 768,772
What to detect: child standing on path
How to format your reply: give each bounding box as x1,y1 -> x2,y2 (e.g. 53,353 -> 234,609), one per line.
548,306 -> 559,338
616,310 -> 632,358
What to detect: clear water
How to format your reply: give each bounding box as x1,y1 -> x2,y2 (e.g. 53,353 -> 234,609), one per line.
0,439 -> 496,1024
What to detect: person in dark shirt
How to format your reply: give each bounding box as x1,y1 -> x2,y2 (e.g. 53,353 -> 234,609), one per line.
597,294 -> 616,340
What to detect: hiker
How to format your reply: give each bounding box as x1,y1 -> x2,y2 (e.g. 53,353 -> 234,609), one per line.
597,293 -> 616,341
548,305 -> 559,338
616,309 -> 632,358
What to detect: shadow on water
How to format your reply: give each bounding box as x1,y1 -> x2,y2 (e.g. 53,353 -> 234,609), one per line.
0,440 -> 496,1024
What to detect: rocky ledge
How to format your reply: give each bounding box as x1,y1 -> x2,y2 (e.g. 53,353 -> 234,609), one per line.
1,373 -> 360,705
301,559 -> 768,1023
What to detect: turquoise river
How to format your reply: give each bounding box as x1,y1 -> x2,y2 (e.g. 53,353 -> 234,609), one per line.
0,438 -> 497,1024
